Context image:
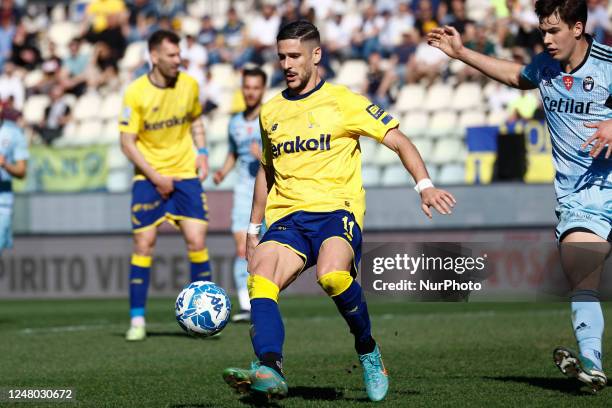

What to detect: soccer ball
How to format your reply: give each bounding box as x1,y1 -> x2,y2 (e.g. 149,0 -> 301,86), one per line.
175,281 -> 231,337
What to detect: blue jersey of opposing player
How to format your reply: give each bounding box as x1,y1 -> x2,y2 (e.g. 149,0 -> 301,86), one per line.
0,120 -> 29,209
228,112 -> 261,187
521,36 -> 612,198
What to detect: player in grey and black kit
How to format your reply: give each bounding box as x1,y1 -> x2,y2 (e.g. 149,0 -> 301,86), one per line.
428,0 -> 611,392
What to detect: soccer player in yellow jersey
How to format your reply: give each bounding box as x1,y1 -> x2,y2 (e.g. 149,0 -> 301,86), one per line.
223,21 -> 456,401
119,30 -> 212,341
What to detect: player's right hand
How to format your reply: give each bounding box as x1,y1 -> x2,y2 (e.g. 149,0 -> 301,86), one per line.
246,233 -> 259,268
213,170 -> 224,185
154,175 -> 176,199
427,25 -> 464,59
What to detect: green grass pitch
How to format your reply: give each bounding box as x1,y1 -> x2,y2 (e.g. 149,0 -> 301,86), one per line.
1,296 -> 611,407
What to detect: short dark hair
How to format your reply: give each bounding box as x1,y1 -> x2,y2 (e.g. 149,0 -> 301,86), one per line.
534,0 -> 587,29
148,29 -> 180,51
276,20 -> 320,45
243,67 -> 267,86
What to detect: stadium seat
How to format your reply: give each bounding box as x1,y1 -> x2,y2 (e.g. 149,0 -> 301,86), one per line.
458,110 -> 487,130
208,115 -> 230,144
360,138 -> 379,165
335,60 -> 368,90
374,144 -> 398,166
23,95 -> 50,124
487,110 -> 509,126
100,93 -> 123,120
427,110 -> 458,138
23,69 -> 44,88
73,120 -> 104,145
395,84 -> 426,113
211,64 -> 239,90
411,138 -> 434,159
180,16 -> 201,36
437,163 -> 466,185
209,143 -> 228,169
451,82 -> 483,111
106,169 -> 131,192
107,144 -> 129,170
381,164 -> 411,187
423,83 -> 453,112
264,87 -> 283,103
73,92 -> 102,121
120,41 -> 147,71
50,3 -> 66,22
431,138 -> 467,165
401,111 -> 429,138
361,165 -> 381,187
48,21 -> 79,46
101,120 -> 120,144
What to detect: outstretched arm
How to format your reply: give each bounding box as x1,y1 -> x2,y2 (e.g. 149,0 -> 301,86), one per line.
427,25 -> 536,90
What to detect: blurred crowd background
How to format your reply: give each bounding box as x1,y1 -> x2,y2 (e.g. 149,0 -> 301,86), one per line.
1,0 -> 611,192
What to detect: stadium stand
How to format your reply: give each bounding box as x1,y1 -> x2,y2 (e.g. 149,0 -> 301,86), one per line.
2,0 -> 611,192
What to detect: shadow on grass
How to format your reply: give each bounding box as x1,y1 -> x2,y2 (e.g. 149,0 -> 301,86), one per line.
168,404 -> 218,408
484,376 -> 592,395
112,331 -> 222,340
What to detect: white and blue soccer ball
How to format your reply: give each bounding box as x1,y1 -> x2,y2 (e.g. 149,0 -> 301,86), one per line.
175,281 -> 231,337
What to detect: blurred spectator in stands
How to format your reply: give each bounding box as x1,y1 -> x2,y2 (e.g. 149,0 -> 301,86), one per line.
0,13 -> 15,70
28,56 -> 61,96
363,51 -> 396,109
507,0 -> 542,54
457,23 -> 496,82
280,0 -> 301,29
300,0 -> 334,23
324,4 -> 359,62
239,3 -> 280,67
506,50 -> 541,120
127,11 -> 158,43
33,84 -> 70,145
10,22 -> 40,71
379,9 -> 405,57
351,4 -> 382,59
586,0 -> 609,43
200,70 -> 221,115
127,0 -> 158,26
394,2 -> 416,32
83,0 -> 127,34
60,38 -> 90,97
440,0 -> 474,34
406,34 -> 449,85
415,0 -> 439,36
157,0 -> 184,20
197,15 -> 222,65
392,29 -> 418,84
0,61 -> 24,111
219,7 -> 247,65
86,41 -> 120,90
181,34 -> 207,80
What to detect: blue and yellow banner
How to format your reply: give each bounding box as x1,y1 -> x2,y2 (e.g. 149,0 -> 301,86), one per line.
14,145 -> 108,192
465,120 -> 555,184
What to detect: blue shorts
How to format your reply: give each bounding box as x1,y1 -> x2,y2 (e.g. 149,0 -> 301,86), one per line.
555,184 -> 611,242
259,210 -> 362,276
0,211 -> 13,250
131,178 -> 209,233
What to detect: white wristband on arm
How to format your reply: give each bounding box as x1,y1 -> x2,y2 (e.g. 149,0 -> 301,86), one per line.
414,178 -> 434,194
247,223 -> 262,235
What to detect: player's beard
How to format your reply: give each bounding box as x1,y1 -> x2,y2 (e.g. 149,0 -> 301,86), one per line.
288,67 -> 313,94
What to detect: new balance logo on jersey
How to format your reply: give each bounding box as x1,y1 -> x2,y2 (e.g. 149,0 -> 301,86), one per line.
543,96 -> 593,114
271,134 -> 331,158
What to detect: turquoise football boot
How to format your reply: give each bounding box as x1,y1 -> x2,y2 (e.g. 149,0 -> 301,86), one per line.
359,345 -> 389,401
553,346 -> 607,393
223,361 -> 288,399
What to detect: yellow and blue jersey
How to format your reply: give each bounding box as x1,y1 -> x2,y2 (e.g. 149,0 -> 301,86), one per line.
119,72 -> 202,179
259,80 -> 399,229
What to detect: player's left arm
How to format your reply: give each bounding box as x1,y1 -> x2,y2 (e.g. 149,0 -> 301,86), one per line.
582,119 -> 612,159
382,128 -> 456,218
0,158 -> 26,179
191,115 -> 209,180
